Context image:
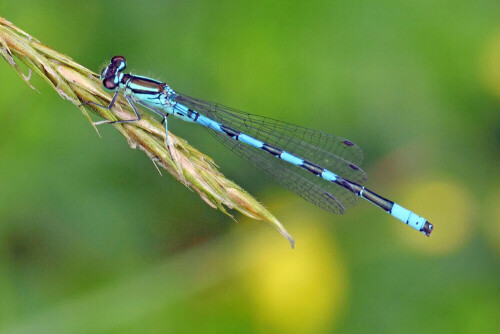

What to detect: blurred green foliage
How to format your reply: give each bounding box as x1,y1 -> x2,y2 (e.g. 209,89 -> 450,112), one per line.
0,0 -> 499,333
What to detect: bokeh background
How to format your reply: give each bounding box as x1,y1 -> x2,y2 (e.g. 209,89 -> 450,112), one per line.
1,0 -> 499,333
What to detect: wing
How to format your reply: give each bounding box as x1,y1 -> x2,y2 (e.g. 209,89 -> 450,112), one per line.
173,93 -> 367,212
208,128 -> 355,213
175,93 -> 367,184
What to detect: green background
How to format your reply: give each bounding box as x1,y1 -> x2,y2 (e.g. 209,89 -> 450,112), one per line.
1,0 -> 499,333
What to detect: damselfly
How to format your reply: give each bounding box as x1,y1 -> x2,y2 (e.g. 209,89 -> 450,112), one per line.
83,56 -> 433,236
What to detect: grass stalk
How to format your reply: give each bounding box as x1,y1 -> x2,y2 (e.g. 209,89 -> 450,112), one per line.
0,16 -> 294,247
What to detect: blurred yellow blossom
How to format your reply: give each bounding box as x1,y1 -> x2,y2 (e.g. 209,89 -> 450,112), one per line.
237,193 -> 348,333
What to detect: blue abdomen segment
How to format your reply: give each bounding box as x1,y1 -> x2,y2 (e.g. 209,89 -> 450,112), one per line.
238,133 -> 265,148
390,203 -> 428,234
280,152 -> 305,166
321,170 -> 338,182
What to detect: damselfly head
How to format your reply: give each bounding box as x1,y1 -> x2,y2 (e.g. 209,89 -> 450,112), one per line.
100,56 -> 127,91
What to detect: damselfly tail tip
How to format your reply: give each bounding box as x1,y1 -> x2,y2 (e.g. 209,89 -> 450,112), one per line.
422,221 -> 433,237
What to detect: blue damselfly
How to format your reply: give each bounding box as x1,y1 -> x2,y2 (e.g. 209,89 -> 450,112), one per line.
83,56 -> 433,236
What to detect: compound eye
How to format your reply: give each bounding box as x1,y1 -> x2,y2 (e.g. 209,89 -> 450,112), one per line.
111,55 -> 126,71
103,77 -> 118,90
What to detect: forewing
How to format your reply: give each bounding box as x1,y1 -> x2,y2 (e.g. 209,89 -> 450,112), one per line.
207,128 -> 359,213
175,93 -> 367,184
